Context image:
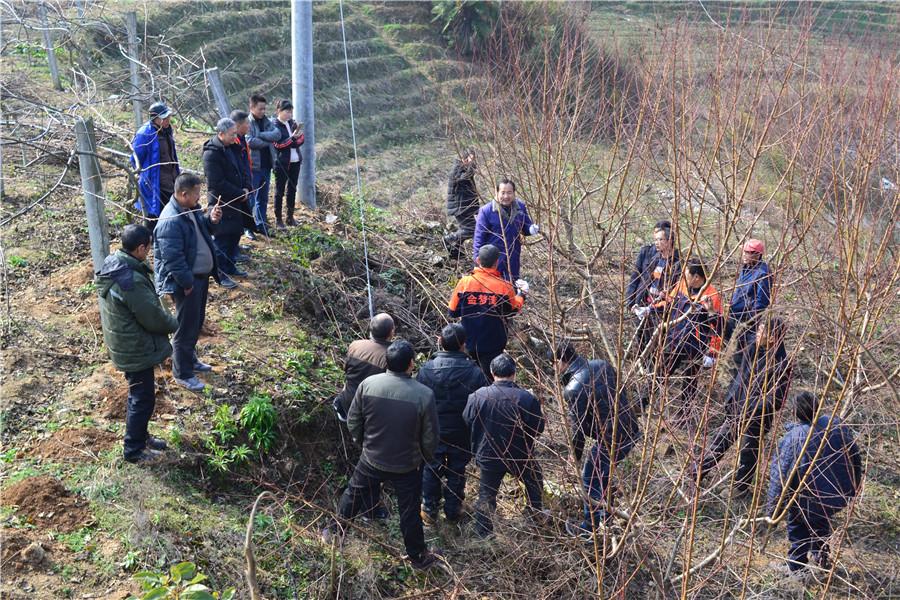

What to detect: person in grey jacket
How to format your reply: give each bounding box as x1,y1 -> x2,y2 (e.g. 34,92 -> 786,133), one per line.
334,340 -> 441,570
153,173 -> 222,392
96,225 -> 178,463
247,94 -> 281,238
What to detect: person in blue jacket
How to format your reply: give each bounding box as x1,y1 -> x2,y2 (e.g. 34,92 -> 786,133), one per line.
555,341 -> 639,539
130,102 -> 180,231
472,177 -> 539,281
726,238 -> 772,372
766,391 -> 862,574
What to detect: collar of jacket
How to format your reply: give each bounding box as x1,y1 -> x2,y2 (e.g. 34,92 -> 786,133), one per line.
436,350 -> 468,360
561,355 -> 588,385
472,266 -> 502,279
492,380 -> 519,389
491,198 -> 520,222
115,249 -> 150,273
386,370 -> 411,379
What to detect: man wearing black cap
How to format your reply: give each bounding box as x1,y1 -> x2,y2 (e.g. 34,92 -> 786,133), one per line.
130,102 -> 180,231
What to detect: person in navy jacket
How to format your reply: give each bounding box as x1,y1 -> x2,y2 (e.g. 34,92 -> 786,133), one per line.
726,238 -> 772,372
472,177 -> 538,281
766,391 -> 862,573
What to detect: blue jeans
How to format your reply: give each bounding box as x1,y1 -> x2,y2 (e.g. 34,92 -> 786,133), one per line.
123,367 -> 156,460
251,168 -> 271,234
422,444 -> 471,518
213,233 -> 241,275
581,443 -> 612,530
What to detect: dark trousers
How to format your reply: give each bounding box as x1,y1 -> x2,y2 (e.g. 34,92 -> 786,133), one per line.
274,161 -> 300,222
724,316 -> 756,374
213,233 -> 241,275
443,214 -> 476,258
474,461 -> 543,535
787,506 -> 833,572
172,276 -> 209,380
339,459 -> 426,560
143,188 -> 172,234
123,367 -> 156,460
470,348 -> 502,383
699,409 -> 774,490
252,169 -> 272,233
581,443 -> 612,530
422,444 -> 471,518
658,349 -> 703,427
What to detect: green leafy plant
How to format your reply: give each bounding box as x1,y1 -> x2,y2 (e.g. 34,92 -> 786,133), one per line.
128,561 -> 235,600
289,225 -> 343,268
432,0 -> 500,56
7,255 -> 28,268
238,394 -> 277,452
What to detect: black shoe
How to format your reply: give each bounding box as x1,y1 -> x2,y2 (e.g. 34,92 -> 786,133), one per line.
409,549 -> 441,571
234,253 -> 250,263
286,216 -> 297,226
231,268 -> 249,278
124,448 -> 162,465
147,436 -> 168,451
218,274 -> 238,289
276,219 -> 286,230
193,360 -> 213,372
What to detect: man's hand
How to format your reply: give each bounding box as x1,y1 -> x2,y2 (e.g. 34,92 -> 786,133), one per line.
633,305 -> 650,320
702,355 -> 716,369
515,279 -> 530,295
528,224 -> 540,236
210,203 -> 223,224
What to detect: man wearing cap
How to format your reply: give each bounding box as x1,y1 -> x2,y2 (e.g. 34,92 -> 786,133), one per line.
130,102 -> 180,231
726,238 -> 772,371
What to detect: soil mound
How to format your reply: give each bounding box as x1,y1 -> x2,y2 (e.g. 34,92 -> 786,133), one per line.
2,476 -> 92,532
30,427 -> 117,462
0,528 -> 52,572
100,392 -> 173,420
67,363 -> 128,409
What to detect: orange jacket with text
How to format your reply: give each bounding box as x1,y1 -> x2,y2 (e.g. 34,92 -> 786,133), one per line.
448,266 -> 524,355
666,279 -> 724,356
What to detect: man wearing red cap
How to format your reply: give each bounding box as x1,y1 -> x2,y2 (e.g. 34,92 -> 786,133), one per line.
726,238 -> 771,371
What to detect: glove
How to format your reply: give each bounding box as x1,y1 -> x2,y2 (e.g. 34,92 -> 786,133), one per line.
633,306 -> 650,320
515,279 -> 530,295
702,355 -> 716,369
528,224 -> 540,235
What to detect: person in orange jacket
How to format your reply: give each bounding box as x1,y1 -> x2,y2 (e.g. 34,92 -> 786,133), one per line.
652,258 -> 724,423
448,244 -> 527,380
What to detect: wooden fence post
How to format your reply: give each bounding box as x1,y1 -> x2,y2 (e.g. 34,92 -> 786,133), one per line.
75,118 -> 110,273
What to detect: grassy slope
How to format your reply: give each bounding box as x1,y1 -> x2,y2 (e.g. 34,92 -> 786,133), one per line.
2,1 -> 899,599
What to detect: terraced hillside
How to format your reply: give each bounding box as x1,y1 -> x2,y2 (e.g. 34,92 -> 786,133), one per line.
143,0 -> 476,209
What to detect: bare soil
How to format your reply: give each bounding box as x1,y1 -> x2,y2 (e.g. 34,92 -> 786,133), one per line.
1,476 -> 92,532
0,528 -> 52,573
29,427 -> 118,462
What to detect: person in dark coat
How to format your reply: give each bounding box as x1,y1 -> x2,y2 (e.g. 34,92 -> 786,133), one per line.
153,173 -> 223,392
247,94 -> 281,238
766,391 -> 862,573
271,99 -> 305,228
463,354 -> 546,537
726,238 -> 773,373
229,109 -> 257,251
696,316 -> 793,494
472,177 -> 538,281
333,313 -> 395,421
328,340 -> 442,571
416,323 -> 489,523
442,149 -> 479,259
96,225 -> 178,463
202,118 -> 249,286
627,220 -> 682,351
555,341 -> 639,537
130,102 -> 180,231
448,244 -> 527,380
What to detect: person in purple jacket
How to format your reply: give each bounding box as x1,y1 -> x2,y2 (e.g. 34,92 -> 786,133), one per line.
472,177 -> 539,282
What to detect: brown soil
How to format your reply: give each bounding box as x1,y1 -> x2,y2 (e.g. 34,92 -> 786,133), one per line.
0,528 -> 52,572
50,260 -> 94,289
1,476 -> 92,532
66,363 -> 128,409
100,392 -> 174,421
30,427 -> 117,462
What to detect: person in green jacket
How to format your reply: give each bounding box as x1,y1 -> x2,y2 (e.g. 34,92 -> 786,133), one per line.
97,225 -> 178,464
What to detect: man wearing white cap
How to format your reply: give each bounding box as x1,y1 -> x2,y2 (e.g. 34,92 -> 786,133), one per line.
130,102 -> 180,231
726,238 -> 772,371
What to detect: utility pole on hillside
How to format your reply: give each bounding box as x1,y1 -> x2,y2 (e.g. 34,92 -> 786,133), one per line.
125,12 -> 142,128
206,67 -> 232,119
38,3 -> 62,91
75,118 -> 110,273
291,0 -> 316,209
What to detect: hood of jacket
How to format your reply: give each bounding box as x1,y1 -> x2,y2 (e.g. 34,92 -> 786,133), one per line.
97,250 -> 148,298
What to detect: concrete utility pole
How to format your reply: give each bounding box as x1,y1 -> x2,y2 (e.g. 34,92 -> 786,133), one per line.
74,118 -> 110,273
206,67 -> 232,118
291,0 -> 316,209
125,12 -> 142,128
38,3 -> 62,91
